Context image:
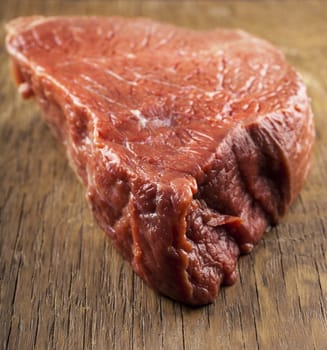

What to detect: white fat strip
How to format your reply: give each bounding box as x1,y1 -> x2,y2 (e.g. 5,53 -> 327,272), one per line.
71,26 -> 86,43
133,72 -> 182,89
14,34 -> 26,49
214,112 -> 223,121
260,63 -> 269,77
130,109 -> 148,127
205,91 -> 218,98
104,69 -> 137,86
189,129 -> 215,142
84,85 -> 116,104
52,28 -> 63,46
125,53 -> 136,59
221,102 -> 233,116
100,145 -> 120,165
81,77 -> 126,108
81,59 -> 137,87
80,74 -> 110,93
216,59 -> 225,89
32,28 -> 50,50
154,30 -> 175,49
239,76 -> 256,93
139,24 -> 153,48
5,16 -> 52,36
18,82 -> 32,96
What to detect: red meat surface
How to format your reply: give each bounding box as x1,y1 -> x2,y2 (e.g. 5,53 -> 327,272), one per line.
6,16 -> 314,305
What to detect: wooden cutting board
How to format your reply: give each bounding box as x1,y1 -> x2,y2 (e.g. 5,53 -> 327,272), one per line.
1,1 -> 326,349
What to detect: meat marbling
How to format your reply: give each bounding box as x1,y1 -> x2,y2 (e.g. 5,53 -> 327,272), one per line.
5,16 -> 314,305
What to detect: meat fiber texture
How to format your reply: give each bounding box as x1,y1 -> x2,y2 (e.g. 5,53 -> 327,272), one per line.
5,16 -> 314,305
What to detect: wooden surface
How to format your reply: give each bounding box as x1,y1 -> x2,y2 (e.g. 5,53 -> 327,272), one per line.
1,1 -> 326,349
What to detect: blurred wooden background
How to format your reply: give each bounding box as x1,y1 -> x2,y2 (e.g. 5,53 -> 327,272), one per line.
0,1 -> 326,349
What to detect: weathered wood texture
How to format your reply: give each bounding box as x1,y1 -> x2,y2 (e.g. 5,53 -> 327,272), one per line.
0,1 -> 326,349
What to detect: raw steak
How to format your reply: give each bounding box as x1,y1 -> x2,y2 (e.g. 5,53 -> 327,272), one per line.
5,16 -> 314,305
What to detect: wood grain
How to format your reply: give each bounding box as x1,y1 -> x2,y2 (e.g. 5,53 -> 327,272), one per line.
0,1 -> 326,349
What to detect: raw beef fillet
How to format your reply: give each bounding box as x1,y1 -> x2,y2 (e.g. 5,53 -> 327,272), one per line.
5,16 -> 314,305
